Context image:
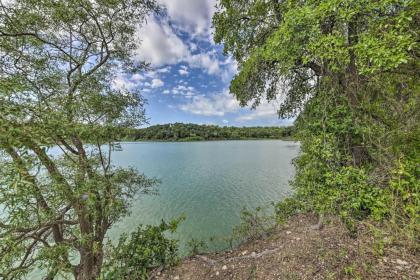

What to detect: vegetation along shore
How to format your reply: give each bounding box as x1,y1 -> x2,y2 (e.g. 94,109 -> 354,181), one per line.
121,123 -> 295,142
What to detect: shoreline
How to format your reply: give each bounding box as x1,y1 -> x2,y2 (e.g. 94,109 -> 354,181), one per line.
155,214 -> 419,279
118,137 -> 297,143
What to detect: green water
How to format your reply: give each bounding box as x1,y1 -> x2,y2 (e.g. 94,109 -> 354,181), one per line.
108,140 -> 300,253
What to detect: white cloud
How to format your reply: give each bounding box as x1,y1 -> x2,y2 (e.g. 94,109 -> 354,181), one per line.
175,85 -> 188,91
170,84 -> 195,97
157,66 -> 171,73
179,91 -> 240,116
135,11 -> 223,75
178,65 -> 189,75
157,0 -> 214,37
151,78 -> 164,88
113,75 -> 136,91
163,89 -> 170,94
187,52 -> 220,74
135,17 -> 189,66
145,71 -> 158,79
189,42 -> 198,52
131,73 -> 145,81
236,100 -> 280,121
221,56 -> 238,82
179,69 -> 189,75
222,119 -> 229,124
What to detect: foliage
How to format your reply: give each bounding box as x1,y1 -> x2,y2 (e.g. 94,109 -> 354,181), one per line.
230,207 -> 276,246
385,157 -> 420,249
124,123 -> 295,141
285,78 -> 419,236
275,198 -> 303,224
214,0 -> 420,248
186,238 -> 208,255
0,0 -> 160,279
215,0 -> 418,117
101,218 -> 183,280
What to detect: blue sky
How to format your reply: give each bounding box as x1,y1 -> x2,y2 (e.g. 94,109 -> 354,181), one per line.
113,0 -> 292,127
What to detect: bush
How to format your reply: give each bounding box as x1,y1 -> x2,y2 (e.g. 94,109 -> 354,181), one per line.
186,238 -> 208,255
230,207 -> 276,246
101,218 -> 184,280
287,83 -> 419,243
386,157 -> 420,250
275,197 -> 303,224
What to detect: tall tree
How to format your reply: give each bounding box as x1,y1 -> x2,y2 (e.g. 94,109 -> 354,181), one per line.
213,0 -> 418,163
0,0 -> 159,279
214,0 -> 419,235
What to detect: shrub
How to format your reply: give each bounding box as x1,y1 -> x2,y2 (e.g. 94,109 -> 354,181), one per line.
101,218 -> 184,280
230,207 -> 276,245
186,239 -> 208,255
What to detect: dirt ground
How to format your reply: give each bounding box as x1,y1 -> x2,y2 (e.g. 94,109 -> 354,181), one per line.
153,214 -> 419,280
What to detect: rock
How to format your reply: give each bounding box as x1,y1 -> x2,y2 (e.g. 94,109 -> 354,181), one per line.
241,250 -> 248,255
215,271 -> 219,276
174,276 -> 180,280
222,265 -> 227,270
251,252 -> 256,257
286,231 -> 292,235
396,259 -> 408,266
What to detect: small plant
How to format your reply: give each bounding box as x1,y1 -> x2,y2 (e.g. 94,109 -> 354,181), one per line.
187,238 -> 208,255
275,198 -> 303,224
344,263 -> 363,280
344,264 -> 355,276
369,225 -> 387,256
231,207 -> 276,244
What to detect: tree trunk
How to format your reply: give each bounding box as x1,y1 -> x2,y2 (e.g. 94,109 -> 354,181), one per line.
75,202 -> 104,280
346,20 -> 360,109
345,19 -> 370,166
75,248 -> 103,280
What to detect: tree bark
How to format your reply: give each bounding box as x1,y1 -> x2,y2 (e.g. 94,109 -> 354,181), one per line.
75,247 -> 104,280
344,19 -> 370,166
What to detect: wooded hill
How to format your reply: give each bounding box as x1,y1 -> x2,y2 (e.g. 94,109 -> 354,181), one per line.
124,123 -> 294,141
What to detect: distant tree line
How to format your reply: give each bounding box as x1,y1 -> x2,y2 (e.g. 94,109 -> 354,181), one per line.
123,123 -> 295,141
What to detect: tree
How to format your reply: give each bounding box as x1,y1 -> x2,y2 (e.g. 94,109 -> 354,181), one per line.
214,0 -> 418,163
214,0 -> 419,237
0,0 -> 160,279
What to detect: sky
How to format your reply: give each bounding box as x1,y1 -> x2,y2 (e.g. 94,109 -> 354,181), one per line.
114,0 -> 292,127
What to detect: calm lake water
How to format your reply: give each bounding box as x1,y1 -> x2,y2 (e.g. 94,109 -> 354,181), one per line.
108,140 -> 300,253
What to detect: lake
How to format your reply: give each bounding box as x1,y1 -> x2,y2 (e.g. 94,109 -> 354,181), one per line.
108,140 -> 300,253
